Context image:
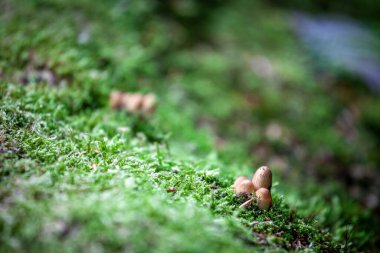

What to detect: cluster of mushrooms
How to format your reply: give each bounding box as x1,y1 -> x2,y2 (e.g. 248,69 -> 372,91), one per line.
110,91 -> 156,115
232,166 -> 273,210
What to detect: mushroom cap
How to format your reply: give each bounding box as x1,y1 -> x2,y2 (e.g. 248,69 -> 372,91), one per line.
255,188 -> 272,210
122,93 -> 143,112
110,91 -> 124,109
232,176 -> 248,188
252,166 -> 272,191
141,94 -> 157,114
234,179 -> 255,195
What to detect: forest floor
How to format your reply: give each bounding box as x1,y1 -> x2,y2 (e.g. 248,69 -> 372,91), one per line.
1,0 -> 380,252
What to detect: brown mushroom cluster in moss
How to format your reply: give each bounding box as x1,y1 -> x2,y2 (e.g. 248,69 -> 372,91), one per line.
233,166 -> 273,210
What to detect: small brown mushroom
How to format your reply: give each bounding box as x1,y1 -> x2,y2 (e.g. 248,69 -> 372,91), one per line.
140,93 -> 156,114
122,93 -> 143,112
234,179 -> 255,195
232,176 -> 248,188
255,188 -> 272,210
109,91 -> 124,109
252,166 -> 272,191
109,91 -> 157,116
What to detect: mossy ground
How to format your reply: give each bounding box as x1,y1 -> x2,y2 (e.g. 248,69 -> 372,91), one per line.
1,0 -> 379,252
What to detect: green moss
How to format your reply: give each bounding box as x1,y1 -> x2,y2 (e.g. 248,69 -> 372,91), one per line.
0,82 -> 336,252
1,0 -> 379,252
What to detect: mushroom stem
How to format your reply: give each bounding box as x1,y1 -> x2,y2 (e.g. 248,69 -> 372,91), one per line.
239,198 -> 254,208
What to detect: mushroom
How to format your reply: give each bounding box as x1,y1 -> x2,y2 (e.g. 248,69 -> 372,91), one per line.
234,179 -> 255,195
232,176 -> 248,188
110,91 -> 157,116
140,93 -> 156,114
252,166 -> 272,191
255,188 -> 272,210
109,91 -> 124,109
122,93 -> 143,112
